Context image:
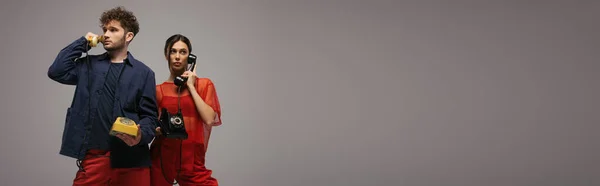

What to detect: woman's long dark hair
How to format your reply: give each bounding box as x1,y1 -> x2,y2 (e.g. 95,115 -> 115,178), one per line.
164,34 -> 192,58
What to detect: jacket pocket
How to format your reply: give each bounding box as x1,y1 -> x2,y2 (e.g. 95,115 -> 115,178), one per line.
122,81 -> 141,112
63,107 -> 86,150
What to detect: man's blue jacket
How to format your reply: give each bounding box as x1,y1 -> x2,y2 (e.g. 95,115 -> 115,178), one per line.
47,36 -> 158,168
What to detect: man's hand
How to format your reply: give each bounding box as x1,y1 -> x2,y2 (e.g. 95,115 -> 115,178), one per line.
116,124 -> 142,146
85,32 -> 101,47
85,32 -> 98,41
155,127 -> 162,136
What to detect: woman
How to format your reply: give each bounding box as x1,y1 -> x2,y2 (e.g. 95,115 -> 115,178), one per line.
150,34 -> 222,186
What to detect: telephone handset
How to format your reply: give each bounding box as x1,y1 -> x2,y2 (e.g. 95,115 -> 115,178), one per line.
173,54 -> 197,87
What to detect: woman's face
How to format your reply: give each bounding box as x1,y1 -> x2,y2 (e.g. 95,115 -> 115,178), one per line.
168,41 -> 189,75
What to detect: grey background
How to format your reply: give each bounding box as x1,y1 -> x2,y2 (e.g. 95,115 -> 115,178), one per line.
0,0 -> 599,185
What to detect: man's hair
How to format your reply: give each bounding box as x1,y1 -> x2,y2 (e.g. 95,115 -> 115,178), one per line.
99,6 -> 139,38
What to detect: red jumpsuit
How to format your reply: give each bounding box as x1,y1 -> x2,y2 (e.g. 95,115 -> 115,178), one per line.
150,77 -> 222,186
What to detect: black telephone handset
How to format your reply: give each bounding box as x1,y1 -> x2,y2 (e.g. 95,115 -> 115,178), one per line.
173,53 -> 197,87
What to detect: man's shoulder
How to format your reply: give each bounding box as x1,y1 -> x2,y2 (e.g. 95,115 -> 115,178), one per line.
132,61 -> 157,80
86,53 -> 107,61
132,60 -> 153,72
127,53 -> 154,73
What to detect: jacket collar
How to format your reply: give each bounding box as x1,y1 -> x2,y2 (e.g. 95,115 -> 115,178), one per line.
99,51 -> 136,67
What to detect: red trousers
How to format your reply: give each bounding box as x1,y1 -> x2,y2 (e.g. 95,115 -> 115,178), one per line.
72,149 -> 150,186
150,138 -> 219,186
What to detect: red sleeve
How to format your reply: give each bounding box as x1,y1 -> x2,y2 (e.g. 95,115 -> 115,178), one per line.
197,78 -> 222,126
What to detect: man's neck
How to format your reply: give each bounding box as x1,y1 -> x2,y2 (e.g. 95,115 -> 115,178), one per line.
107,48 -> 128,63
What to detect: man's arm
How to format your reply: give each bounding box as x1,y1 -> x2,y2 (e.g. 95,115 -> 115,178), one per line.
47,36 -> 90,85
137,70 -> 158,145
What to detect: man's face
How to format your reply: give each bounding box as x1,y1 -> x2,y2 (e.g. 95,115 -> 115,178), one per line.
168,41 -> 190,74
101,20 -> 131,51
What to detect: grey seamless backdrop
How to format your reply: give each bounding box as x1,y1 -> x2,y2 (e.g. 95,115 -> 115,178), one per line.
0,0 -> 599,186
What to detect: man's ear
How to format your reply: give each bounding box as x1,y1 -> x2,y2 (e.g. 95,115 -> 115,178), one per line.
125,32 -> 134,43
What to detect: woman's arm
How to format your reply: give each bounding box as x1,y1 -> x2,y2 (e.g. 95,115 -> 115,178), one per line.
188,84 -> 217,126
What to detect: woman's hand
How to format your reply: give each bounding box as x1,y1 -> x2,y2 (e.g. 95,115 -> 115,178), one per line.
181,70 -> 197,88
182,63 -> 198,88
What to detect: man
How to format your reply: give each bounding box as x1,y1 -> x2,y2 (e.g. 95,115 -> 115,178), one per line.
47,6 -> 157,185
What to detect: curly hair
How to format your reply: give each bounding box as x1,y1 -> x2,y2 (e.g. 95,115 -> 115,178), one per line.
99,6 -> 139,38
